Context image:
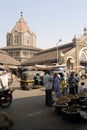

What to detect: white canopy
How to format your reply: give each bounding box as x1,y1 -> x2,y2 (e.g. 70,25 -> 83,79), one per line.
35,64 -> 66,70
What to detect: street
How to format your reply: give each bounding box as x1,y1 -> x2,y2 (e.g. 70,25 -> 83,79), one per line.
1,77 -> 87,130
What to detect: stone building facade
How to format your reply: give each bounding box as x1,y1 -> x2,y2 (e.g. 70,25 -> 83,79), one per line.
1,12 -> 87,74
22,28 -> 87,74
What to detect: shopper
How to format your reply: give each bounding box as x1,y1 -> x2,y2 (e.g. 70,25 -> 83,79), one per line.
74,73 -> 80,94
60,73 -> 66,96
0,71 -> 3,90
3,71 -> 9,90
67,72 -> 76,95
53,73 -> 61,98
43,70 -> 53,107
0,71 -> 9,90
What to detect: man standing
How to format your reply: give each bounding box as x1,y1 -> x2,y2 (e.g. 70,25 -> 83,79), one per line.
1,71 -> 9,90
67,72 -> 76,95
43,70 -> 53,107
0,71 -> 3,90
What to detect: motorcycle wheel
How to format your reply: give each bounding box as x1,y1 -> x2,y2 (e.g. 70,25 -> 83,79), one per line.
0,94 -> 12,108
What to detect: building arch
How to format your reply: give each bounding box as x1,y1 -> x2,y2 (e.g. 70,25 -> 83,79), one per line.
79,47 -> 87,61
66,56 -> 75,71
79,47 -> 87,73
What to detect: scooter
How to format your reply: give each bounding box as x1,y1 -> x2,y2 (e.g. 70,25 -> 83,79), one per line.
0,88 -> 14,108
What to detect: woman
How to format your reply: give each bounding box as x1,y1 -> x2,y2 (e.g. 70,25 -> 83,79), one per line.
53,73 -> 61,98
60,73 -> 66,96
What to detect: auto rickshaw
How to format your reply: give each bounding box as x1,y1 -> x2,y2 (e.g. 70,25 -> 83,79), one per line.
20,71 -> 34,90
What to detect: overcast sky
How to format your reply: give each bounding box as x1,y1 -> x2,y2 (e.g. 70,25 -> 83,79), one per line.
0,0 -> 87,49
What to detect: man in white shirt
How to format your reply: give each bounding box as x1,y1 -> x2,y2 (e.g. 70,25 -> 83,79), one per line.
0,71 -> 3,90
1,71 -> 9,90
3,71 -> 9,89
43,70 -> 53,106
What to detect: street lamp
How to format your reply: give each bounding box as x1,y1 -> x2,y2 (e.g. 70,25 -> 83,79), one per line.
56,39 -> 62,65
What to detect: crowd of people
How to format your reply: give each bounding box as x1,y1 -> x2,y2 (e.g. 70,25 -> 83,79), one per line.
43,70 -> 85,107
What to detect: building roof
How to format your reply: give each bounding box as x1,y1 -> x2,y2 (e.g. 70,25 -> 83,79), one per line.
35,42 -> 73,55
0,50 -> 20,65
11,13 -> 32,34
22,42 -> 74,66
22,51 -> 57,66
1,45 -> 43,51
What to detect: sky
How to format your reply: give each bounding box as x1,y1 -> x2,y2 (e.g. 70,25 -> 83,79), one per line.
0,0 -> 87,49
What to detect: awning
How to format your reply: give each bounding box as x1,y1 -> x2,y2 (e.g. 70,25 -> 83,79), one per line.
35,64 -> 66,70
6,65 -> 18,69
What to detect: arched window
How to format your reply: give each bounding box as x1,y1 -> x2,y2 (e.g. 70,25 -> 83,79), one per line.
67,58 -> 74,70
79,47 -> 87,61
24,32 -> 30,45
13,33 -> 19,44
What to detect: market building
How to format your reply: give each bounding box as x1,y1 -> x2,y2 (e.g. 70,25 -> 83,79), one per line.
22,28 -> 87,74
1,12 -> 87,74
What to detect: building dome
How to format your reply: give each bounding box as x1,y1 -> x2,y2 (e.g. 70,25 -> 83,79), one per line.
11,12 -> 32,34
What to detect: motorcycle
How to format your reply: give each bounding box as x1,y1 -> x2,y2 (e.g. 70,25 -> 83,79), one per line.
0,88 -> 14,108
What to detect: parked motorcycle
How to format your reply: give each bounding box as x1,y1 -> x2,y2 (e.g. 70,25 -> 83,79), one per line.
0,88 -> 14,108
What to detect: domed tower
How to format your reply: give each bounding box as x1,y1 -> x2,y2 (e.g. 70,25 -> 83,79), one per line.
7,11 -> 36,47
2,12 -> 42,63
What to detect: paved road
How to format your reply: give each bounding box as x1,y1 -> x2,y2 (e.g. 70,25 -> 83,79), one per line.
1,77 -> 87,130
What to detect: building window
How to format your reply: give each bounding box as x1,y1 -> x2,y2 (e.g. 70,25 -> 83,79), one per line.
13,52 -> 20,57
23,51 -> 30,58
14,34 -> 18,44
24,32 -> 30,45
80,48 -> 87,61
8,52 -> 13,57
30,52 -> 34,57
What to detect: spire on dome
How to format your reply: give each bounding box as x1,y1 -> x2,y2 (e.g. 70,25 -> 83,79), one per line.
11,12 -> 32,33
20,11 -> 23,18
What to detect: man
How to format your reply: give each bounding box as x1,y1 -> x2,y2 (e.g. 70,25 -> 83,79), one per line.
43,70 -> 53,106
3,71 -> 9,90
0,71 -> 9,90
0,71 -> 3,90
67,72 -> 76,95
74,73 -> 80,94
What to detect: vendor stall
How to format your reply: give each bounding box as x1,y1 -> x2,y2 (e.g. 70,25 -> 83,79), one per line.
53,93 -> 87,122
